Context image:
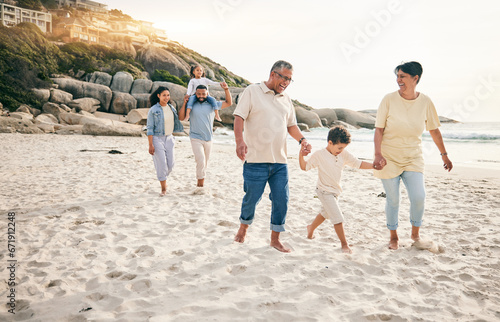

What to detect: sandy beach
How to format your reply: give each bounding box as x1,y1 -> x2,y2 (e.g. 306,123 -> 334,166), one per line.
1,133 -> 499,321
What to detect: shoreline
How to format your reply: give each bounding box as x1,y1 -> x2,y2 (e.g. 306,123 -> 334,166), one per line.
1,133 -> 499,321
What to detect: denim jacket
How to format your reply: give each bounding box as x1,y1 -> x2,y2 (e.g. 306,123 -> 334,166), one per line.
146,103 -> 184,136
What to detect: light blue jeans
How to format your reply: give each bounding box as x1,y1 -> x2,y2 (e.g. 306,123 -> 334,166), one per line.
381,171 -> 425,230
152,135 -> 175,181
239,163 -> 289,232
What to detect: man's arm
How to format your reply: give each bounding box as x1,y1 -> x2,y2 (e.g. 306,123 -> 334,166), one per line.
288,125 -> 311,155
220,82 -> 233,109
234,115 -> 247,161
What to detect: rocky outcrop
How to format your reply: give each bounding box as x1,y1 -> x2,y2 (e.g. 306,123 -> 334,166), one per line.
51,78 -> 113,112
10,112 -> 33,122
32,89 -> 50,102
68,98 -> 101,113
42,102 -> 66,121
311,109 -> 338,127
132,94 -> 150,109
334,108 -> 376,129
126,108 -> 149,125
131,79 -> 153,94
0,117 -> 44,134
110,92 -> 137,115
294,104 -> 322,129
137,44 -> 190,78
16,104 -> 41,117
87,72 -> 113,87
110,71 -> 134,93
49,88 -> 73,104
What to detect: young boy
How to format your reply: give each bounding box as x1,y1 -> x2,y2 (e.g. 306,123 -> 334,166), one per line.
299,125 -> 374,253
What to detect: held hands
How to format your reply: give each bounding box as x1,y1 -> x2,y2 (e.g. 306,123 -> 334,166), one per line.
300,140 -> 312,156
373,154 -> 387,170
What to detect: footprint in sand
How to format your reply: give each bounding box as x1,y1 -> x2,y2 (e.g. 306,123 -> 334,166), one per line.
412,240 -> 445,254
129,279 -> 152,292
134,245 -> 155,257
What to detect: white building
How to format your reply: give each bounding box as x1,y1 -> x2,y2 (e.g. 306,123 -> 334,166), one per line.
0,3 -> 52,33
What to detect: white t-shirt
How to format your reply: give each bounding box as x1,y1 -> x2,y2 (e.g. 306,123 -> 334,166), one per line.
233,82 -> 297,163
162,105 -> 174,136
187,77 -> 220,95
305,148 -> 362,195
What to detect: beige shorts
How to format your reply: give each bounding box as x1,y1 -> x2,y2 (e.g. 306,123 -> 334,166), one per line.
316,188 -> 344,224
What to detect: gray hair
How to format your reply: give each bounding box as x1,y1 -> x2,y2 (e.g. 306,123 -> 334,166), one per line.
270,60 -> 293,74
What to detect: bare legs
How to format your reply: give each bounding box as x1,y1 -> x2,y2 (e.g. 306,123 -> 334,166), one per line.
307,214 -> 352,254
388,226 -> 421,250
197,178 -> 204,187
234,224 -> 291,253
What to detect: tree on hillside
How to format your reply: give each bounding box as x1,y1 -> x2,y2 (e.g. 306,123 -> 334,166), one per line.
16,0 -> 43,11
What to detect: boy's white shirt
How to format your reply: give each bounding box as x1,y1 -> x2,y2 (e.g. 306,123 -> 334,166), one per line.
305,148 -> 362,195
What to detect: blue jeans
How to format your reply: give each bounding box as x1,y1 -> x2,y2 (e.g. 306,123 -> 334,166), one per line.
187,95 -> 217,109
381,171 -> 425,230
240,163 -> 289,232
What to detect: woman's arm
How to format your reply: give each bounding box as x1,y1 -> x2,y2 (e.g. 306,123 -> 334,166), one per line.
429,128 -> 453,171
373,127 -> 387,169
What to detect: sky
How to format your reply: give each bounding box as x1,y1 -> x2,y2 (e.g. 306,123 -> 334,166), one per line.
103,0 -> 500,122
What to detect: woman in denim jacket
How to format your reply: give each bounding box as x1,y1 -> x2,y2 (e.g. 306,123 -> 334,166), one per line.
146,86 -> 184,196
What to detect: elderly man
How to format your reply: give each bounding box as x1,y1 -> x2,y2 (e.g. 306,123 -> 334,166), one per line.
179,83 -> 232,188
233,60 -> 311,252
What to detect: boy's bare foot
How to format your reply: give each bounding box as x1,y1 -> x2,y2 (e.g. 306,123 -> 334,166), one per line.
270,239 -> 291,253
342,244 -> 353,254
389,238 -> 399,250
306,225 -> 315,239
234,224 -> 248,243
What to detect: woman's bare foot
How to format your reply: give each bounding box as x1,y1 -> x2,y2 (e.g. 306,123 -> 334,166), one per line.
159,190 -> 167,197
234,224 -> 248,243
306,225 -> 315,239
389,238 -> 399,250
341,244 -> 353,254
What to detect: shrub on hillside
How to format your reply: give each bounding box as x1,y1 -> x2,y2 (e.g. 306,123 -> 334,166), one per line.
152,70 -> 187,87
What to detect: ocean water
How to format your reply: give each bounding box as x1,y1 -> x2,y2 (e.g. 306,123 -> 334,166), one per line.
210,122 -> 500,171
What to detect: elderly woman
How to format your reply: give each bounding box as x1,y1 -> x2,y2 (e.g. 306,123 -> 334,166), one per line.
373,61 -> 453,250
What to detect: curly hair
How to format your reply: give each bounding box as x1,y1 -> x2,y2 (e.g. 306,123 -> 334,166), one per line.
327,125 -> 351,145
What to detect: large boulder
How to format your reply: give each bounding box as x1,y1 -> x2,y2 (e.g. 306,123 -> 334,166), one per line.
51,78 -> 112,112
87,72 -> 112,87
10,112 -> 33,122
110,92 -> 137,115
94,111 -> 127,122
132,94 -> 151,109
35,113 -> 59,125
59,111 -> 97,125
82,119 -> 143,137
334,108 -> 376,129
137,44 -> 190,78
110,71 -> 134,93
311,108 -> 338,127
0,117 -> 44,134
131,79 -> 153,94
42,102 -> 66,121
32,89 -> 50,102
126,108 -> 149,125
55,124 -> 84,135
294,105 -> 322,129
49,88 -> 73,104
16,104 -> 41,117
67,98 -> 100,113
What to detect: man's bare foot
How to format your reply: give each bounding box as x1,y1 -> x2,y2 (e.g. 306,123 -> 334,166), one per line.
341,244 -> 353,254
306,225 -> 315,239
389,238 -> 399,250
270,239 -> 291,253
234,224 -> 248,243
